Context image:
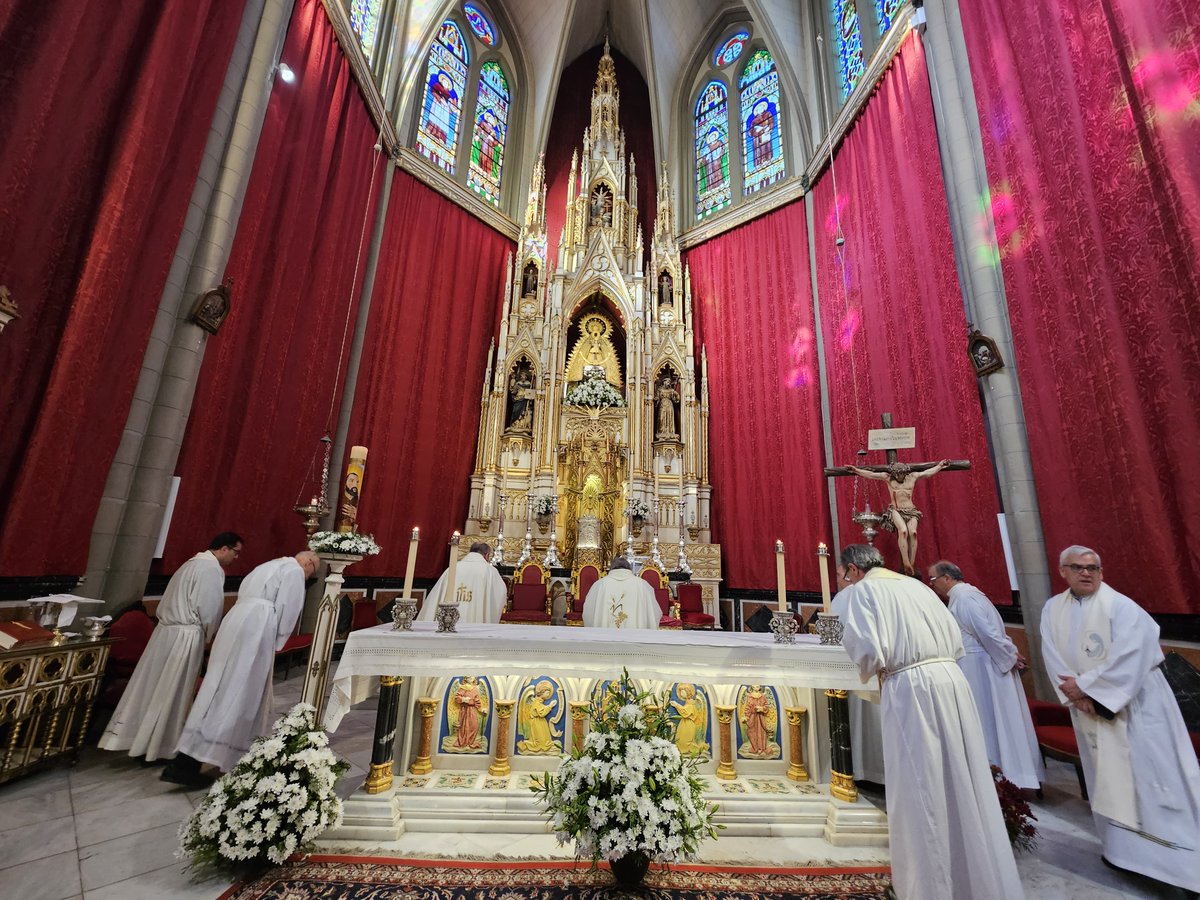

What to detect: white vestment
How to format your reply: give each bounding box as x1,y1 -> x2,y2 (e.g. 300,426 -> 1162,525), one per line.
582,569 -> 660,629
98,551 -> 225,760
842,567 -> 1023,900
948,581 -> 1044,789
831,587 -> 885,784
175,557 -> 305,771
1041,583 -> 1200,892
417,552 -> 507,624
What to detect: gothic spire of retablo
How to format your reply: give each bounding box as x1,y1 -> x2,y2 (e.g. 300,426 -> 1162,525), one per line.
590,36 -> 620,146
654,160 -> 674,241
524,152 -> 546,231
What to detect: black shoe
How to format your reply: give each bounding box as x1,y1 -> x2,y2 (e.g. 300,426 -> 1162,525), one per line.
160,753 -> 214,788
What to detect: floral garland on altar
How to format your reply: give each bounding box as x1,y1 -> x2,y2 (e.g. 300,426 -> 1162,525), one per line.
308,530 -> 381,556
566,377 -> 626,409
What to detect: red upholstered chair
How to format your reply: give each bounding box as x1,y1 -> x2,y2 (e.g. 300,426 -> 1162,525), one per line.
276,632 -> 314,679
1028,698 -> 1086,799
639,564 -> 681,630
350,597 -> 377,631
676,582 -> 714,629
566,564 -> 600,626
502,560 -> 552,625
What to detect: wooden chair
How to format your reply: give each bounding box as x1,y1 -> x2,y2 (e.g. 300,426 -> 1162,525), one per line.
676,582 -> 715,629
639,564 -> 681,630
502,559 -> 553,625
565,563 -> 600,626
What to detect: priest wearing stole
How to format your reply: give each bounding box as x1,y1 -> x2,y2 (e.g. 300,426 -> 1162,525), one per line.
582,556 -> 660,629
99,532 -> 243,762
417,541 -> 507,624
928,560 -> 1044,790
839,544 -> 1022,900
1041,545 -> 1200,894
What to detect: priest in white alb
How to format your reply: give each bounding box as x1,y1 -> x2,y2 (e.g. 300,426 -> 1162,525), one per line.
163,550 -> 319,784
583,556 -> 660,629
1041,545 -> 1200,894
417,541 -> 507,624
928,560 -> 1043,789
99,532 -> 243,762
839,544 -> 1023,900
831,584 -> 886,785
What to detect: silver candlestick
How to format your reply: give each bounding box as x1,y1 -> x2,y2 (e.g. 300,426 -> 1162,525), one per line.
544,495 -> 561,568
770,609 -> 799,643
435,602 -> 460,633
675,498 -> 692,575
816,612 -> 844,645
650,535 -> 664,569
493,491 -> 507,567
392,597 -> 418,631
516,530 -> 533,568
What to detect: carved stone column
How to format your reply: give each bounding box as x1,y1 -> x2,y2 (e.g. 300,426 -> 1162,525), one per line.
785,706 -> 809,782
364,676 -> 403,794
715,704 -> 737,781
303,553 -> 362,722
488,699 -> 516,776
409,697 -> 439,775
569,700 -> 589,754
826,689 -> 857,802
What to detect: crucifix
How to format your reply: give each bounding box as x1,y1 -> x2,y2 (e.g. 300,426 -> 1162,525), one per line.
824,414 -> 970,575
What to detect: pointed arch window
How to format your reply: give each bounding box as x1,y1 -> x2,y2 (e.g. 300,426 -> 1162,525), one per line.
416,20 -> 470,174
875,0 -> 904,35
833,0 -> 865,97
467,61 -> 510,205
740,50 -> 784,195
349,0 -> 384,58
694,81 -> 731,219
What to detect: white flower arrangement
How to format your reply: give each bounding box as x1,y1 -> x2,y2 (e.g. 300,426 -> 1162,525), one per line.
178,703 -> 349,875
624,498 -> 651,519
533,670 -> 720,867
308,530 -> 381,556
531,494 -> 556,516
566,378 -> 626,409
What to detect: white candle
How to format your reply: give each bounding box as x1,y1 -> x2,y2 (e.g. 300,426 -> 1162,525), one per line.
775,540 -> 787,612
401,527 -> 419,601
818,542 -> 832,614
444,531 -> 461,604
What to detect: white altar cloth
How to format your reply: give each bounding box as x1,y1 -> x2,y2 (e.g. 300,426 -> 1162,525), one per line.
325,622 -> 875,730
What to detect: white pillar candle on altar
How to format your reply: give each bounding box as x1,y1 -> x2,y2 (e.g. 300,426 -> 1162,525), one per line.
818,542 -> 832,614
444,531 -> 461,604
775,540 -> 787,612
401,527 -> 419,601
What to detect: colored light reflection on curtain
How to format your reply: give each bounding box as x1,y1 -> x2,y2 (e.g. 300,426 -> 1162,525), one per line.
960,0 -> 1200,613
348,171 -> 513,578
812,34 -> 1010,600
0,0 -> 244,575
687,201 -> 830,591
163,0 -> 384,573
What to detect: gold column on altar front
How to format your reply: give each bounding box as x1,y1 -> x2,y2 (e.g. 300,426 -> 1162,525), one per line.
409,697 -> 439,775
489,700 -> 516,776
715,705 -> 737,780
569,701 -> 589,754
785,706 -> 809,782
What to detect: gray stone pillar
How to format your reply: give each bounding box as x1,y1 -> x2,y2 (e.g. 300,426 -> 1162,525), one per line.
919,1 -> 1055,697
805,192 -> 841,553
87,0 -> 298,611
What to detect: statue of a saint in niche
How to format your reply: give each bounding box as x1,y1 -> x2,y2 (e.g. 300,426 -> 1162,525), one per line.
522,262 -> 538,297
506,365 -> 535,433
658,271 -> 673,308
589,185 -> 613,228
655,377 -> 680,440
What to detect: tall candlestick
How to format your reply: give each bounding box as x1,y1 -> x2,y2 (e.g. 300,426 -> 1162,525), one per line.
335,445 -> 368,533
444,531 -> 461,605
401,527 -> 419,601
817,542 -> 832,614
775,540 -> 787,612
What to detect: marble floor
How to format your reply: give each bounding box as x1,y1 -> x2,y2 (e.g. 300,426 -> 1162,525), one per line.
0,670 -> 1191,900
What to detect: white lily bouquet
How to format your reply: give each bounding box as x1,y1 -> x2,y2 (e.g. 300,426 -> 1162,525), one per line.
178,703 -> 349,875
308,530 -> 381,556
533,671 -> 720,880
624,498 -> 651,519
566,377 -> 626,409
531,494 -> 556,516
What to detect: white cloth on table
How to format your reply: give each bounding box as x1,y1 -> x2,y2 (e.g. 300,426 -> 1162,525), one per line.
99,551 -> 225,761
582,569 -> 660,629
948,581 -> 1044,789
416,551 -> 507,624
1042,583 -> 1200,892
832,586 -> 885,784
842,567 -> 1023,900
175,557 -> 305,772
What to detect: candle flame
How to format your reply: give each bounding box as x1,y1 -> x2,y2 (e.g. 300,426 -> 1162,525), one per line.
775,540 -> 784,552
411,527 -> 420,540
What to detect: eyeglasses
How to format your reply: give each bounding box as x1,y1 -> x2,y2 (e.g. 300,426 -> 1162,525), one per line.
1063,564 -> 1101,574
928,575 -> 940,583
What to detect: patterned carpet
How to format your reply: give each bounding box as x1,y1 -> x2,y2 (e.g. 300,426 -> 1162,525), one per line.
222,856 -> 893,898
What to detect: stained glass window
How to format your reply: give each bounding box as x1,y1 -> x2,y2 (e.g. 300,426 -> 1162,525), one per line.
467,62 -> 510,205
463,3 -> 496,46
416,20 -> 469,174
694,81 -> 731,219
833,0 -> 865,97
876,0 -> 904,34
349,0 -> 383,58
740,50 -> 784,195
713,31 -> 749,68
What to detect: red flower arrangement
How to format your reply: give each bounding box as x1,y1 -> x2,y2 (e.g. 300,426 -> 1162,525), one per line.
992,765 -> 1037,852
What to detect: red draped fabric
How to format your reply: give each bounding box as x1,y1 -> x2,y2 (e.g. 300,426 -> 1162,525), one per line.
687,201 -> 831,590
0,0 -> 244,575
347,171 -> 514,578
811,35 -> 1010,599
163,0 -> 384,574
960,0 -> 1200,613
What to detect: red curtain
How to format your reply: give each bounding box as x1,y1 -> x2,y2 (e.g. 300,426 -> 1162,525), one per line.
347,171 -> 514,578
960,0 -> 1200,612
687,201 -> 831,590
0,0 -> 244,575
811,35 -> 1010,599
163,0 -> 384,574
